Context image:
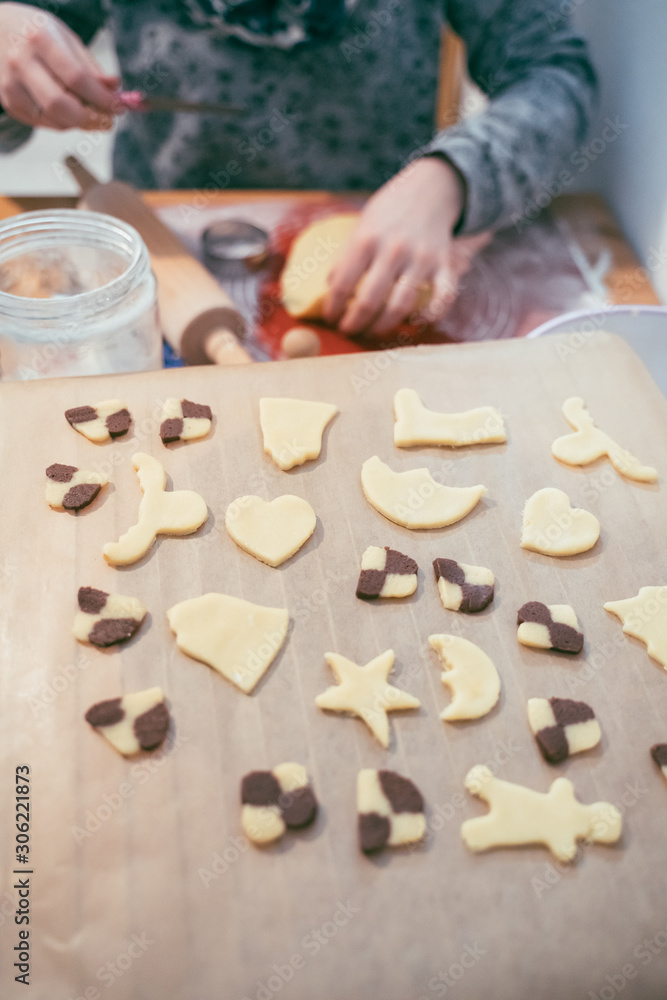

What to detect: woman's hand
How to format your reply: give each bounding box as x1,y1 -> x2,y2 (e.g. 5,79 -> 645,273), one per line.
0,3 -> 118,130
323,156 -> 465,335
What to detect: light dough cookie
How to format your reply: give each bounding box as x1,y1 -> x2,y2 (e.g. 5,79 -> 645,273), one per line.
521,487 -> 600,556
552,397 -> 657,483
167,593 -> 289,694
241,763 -> 318,845
429,635 -> 501,721
393,388 -> 506,448
225,495 -> 316,567
259,397 -> 337,471
527,697 -> 601,763
65,400 -> 131,443
604,587 -> 667,671
517,601 -> 584,653
160,398 -> 212,444
461,765 -> 622,862
73,586 -> 147,648
45,463 -> 108,511
356,546 -> 418,600
650,744 -> 667,783
358,769 -> 426,854
315,649 -> 420,748
433,558 -> 494,613
84,687 -> 169,756
361,455 -> 486,530
280,213 -> 360,319
103,453 -> 208,566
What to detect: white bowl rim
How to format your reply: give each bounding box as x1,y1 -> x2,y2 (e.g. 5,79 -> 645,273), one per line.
527,304 -> 667,338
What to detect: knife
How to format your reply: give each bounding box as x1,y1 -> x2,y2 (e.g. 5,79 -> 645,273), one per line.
115,90 -> 244,114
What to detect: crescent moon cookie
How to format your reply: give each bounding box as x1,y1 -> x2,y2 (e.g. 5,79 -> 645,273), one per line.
315,649 -> 420,748
225,495 -> 316,567
361,456 -> 486,529
259,397 -> 337,471
604,586 -> 667,671
73,586 -> 147,648
433,558 -> 494,613
461,765 -> 622,862
521,488 -> 599,556
65,400 -> 132,443
358,769 -> 426,854
241,763 -> 318,845
84,688 -> 170,756
167,593 -> 289,694
45,463 -> 108,511
160,398 -> 213,444
552,397 -> 658,483
356,546 -> 418,600
103,453 -> 208,566
393,388 -> 506,448
429,635 -> 501,721
517,602 -> 584,653
527,697 -> 601,764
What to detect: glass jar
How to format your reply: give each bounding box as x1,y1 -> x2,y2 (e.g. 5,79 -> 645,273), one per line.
0,209 -> 162,379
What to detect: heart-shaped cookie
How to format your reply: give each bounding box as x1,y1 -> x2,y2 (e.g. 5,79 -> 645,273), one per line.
521,488 -> 599,556
225,495 -> 316,567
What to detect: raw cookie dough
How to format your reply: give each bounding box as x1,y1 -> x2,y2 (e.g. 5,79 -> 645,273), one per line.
45,463 -> 108,511
103,453 -> 208,566
433,558 -> 494,613
393,388 -> 506,448
73,586 -> 147,648
429,635 -> 501,721
241,763 -> 318,845
259,397 -> 337,471
280,213 -> 360,319
521,487 -> 599,556
160,398 -> 212,444
315,649 -> 420,748
517,602 -> 584,653
225,495 -> 316,567
461,765 -> 622,862
604,587 -> 667,671
358,769 -> 426,853
84,687 -> 169,756
361,455 -> 486,529
356,546 -> 418,600
552,397 -> 658,483
527,697 -> 601,763
167,593 -> 289,694
65,399 -> 131,443
650,744 -> 667,783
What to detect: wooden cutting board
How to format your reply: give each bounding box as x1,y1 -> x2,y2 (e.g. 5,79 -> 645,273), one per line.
1,332 -> 666,1000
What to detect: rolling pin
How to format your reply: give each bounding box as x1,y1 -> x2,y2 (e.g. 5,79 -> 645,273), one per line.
65,156 -> 252,366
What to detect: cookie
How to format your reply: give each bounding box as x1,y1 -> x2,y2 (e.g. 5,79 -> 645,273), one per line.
521,488 -> 600,557
361,455 -> 486,529
315,649 -> 420,748
356,546 -> 418,600
650,744 -> 667,783
429,635 -> 501,721
259,397 -> 337,470
433,558 -> 494,613
45,463 -> 108,511
167,593 -> 289,694
225,495 -> 316,567
65,399 -> 131,443
517,602 -> 584,653
358,769 -> 426,853
103,453 -> 208,566
73,587 -> 147,648
527,697 -> 601,763
393,388 -> 506,448
604,587 -> 667,671
461,765 -> 622,862
84,687 -> 169,756
159,398 -> 213,444
241,763 -> 318,845
552,397 -> 657,483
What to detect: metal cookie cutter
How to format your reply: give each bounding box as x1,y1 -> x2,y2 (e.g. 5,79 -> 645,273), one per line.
202,219 -> 271,277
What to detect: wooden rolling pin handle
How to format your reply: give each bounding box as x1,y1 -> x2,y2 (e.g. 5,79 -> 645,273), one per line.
205,328 -> 254,366
179,306 -> 252,365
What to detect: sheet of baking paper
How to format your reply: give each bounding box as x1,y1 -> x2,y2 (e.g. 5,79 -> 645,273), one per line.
0,331 -> 666,1000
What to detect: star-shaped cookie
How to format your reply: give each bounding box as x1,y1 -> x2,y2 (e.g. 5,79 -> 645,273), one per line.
315,649 -> 420,747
